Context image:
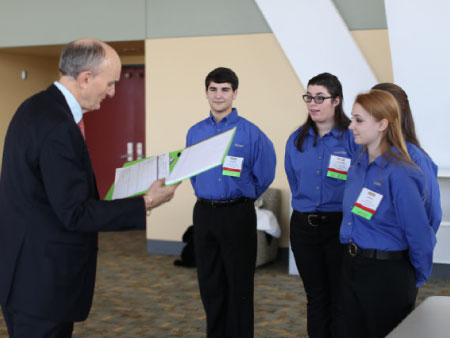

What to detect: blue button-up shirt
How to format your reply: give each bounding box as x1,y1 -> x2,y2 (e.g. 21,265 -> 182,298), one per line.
407,143 -> 442,233
187,108 -> 276,200
285,126 -> 357,212
340,150 -> 436,287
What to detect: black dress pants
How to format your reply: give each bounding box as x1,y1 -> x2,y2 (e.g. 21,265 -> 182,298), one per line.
193,199 -> 257,338
2,305 -> 74,338
339,250 -> 417,338
290,210 -> 344,338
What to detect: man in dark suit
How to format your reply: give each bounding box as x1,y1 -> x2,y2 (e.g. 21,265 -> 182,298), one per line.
0,38 -> 179,338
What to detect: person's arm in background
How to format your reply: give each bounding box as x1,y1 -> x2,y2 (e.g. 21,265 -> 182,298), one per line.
252,131 -> 276,199
393,168 -> 436,287
284,133 -> 298,194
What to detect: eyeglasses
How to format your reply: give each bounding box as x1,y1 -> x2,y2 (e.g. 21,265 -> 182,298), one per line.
302,94 -> 333,104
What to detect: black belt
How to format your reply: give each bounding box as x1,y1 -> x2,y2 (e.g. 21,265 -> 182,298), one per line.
197,197 -> 252,208
295,210 -> 342,226
348,243 -> 409,260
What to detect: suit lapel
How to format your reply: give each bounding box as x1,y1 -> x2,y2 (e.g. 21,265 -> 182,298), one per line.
46,84 -> 77,123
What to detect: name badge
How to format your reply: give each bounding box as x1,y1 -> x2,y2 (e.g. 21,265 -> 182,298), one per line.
351,187 -> 383,220
327,155 -> 351,180
222,156 -> 244,177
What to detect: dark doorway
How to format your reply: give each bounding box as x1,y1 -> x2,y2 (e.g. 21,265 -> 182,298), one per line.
84,65 -> 146,199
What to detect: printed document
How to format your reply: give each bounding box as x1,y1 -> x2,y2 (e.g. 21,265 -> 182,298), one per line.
108,127 -> 236,200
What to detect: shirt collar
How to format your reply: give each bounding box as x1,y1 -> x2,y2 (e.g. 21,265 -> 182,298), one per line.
54,81 -> 83,123
307,127 -> 315,136
209,108 -> 239,125
307,125 -> 343,137
357,148 -> 392,169
372,154 -> 389,168
330,127 -> 344,137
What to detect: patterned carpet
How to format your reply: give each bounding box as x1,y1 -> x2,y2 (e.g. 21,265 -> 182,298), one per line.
1,230 -> 449,337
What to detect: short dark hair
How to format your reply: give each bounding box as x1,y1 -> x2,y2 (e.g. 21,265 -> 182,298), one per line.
296,72 -> 350,151
59,40 -> 106,78
205,67 -> 239,91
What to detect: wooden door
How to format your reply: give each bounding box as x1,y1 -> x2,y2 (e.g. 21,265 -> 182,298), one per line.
84,66 -> 145,199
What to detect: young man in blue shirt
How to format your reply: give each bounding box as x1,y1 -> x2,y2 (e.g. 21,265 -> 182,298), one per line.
186,67 -> 276,338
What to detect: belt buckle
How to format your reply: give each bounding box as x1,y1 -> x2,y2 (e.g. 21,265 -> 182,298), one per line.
349,243 -> 358,256
207,200 -> 220,207
307,214 -> 320,226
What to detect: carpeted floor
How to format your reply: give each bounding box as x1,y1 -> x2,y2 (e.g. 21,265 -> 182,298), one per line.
1,230 -> 449,337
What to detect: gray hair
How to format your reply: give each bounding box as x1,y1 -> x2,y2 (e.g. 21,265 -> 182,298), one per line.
59,40 -> 106,78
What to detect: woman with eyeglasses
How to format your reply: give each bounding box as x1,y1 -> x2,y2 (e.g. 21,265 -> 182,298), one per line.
285,72 -> 357,338
339,90 -> 436,338
372,83 -> 442,233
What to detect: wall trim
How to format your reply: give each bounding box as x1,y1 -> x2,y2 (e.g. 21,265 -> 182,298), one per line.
147,239 -> 185,255
147,239 -> 450,280
431,264 -> 450,280
148,239 -> 289,263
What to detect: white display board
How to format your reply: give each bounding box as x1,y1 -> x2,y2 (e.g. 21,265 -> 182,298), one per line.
385,0 -> 450,170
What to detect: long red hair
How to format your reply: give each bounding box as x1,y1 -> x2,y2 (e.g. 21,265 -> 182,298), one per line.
355,89 -> 413,164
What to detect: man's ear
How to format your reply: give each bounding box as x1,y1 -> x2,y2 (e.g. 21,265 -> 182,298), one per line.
232,89 -> 238,100
77,70 -> 92,89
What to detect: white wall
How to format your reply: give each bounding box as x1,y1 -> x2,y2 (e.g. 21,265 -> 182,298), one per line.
385,0 -> 450,170
385,0 -> 450,263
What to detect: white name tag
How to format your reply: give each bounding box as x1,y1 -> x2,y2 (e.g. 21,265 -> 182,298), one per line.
222,156 -> 244,177
352,187 -> 383,220
327,155 -> 351,180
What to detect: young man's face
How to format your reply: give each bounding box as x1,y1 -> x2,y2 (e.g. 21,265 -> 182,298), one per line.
205,81 -> 237,116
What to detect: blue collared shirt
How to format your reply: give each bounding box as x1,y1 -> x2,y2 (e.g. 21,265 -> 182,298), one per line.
340,150 -> 436,287
284,126 -> 358,212
54,81 -> 83,123
186,108 -> 276,200
407,143 -> 442,233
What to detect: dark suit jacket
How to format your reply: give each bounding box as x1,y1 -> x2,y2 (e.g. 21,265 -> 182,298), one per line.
0,84 -> 146,322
